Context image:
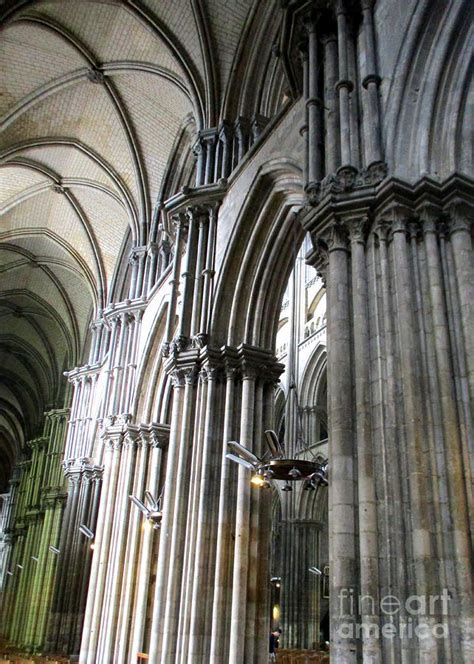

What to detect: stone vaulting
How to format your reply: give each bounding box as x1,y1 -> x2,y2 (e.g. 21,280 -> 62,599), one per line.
0,0 -> 472,663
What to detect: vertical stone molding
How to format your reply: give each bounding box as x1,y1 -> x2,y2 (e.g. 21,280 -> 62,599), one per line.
301,176 -> 474,662
162,193 -> 222,357
1,409 -> 69,654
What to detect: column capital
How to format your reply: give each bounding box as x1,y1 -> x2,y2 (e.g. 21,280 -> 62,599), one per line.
415,201 -> 442,234
27,436 -> 49,451
139,422 -> 170,449
171,210 -> 189,232
102,426 -> 126,451
347,217 -> 369,245
325,220 -> 350,252
169,364 -> 199,387
307,235 -> 329,286
124,424 -> 140,448
445,199 -> 473,235
218,119 -> 233,143
378,202 -> 411,232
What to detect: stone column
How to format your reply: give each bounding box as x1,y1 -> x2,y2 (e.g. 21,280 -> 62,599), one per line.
219,121 -> 233,179
349,219 -> 381,661
187,364 -> 224,662
361,0 -> 383,166
209,365 -> 239,663
305,12 -> 324,198
323,33 -> 340,174
98,426 -> 139,662
158,365 -> 198,663
228,366 -> 256,664
199,204 -> 219,342
148,370 -> 186,660
164,214 -> 187,350
177,210 -> 199,342
447,201 -> 474,399
128,426 -> 168,663
325,220 -> 357,661
335,0 -> 354,166
299,43 -> 309,184
190,210 -> 209,338
80,429 -> 123,664
302,179 -> 474,663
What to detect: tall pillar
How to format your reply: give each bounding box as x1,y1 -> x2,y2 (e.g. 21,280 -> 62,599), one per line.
228,363 -> 256,664
148,370 -> 186,660
360,0 -> 383,167
209,364 -> 239,663
303,178 -> 474,663
335,0 -> 354,167
158,363 -> 199,663
127,425 -> 168,664
304,12 -> 324,199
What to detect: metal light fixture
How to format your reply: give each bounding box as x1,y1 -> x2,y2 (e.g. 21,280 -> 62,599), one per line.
227,430 -> 328,490
129,487 -> 164,529
309,566 -> 322,576
79,524 -> 94,539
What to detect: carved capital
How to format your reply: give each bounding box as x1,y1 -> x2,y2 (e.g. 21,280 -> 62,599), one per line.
172,211 -> 189,232
242,365 -> 258,381
124,425 -> 140,448
225,365 -> 240,381
378,204 -> 411,239
103,428 -> 125,451
170,368 -> 186,388
371,220 -> 390,244
184,366 -> 199,385
325,221 -> 350,253
170,365 -> 198,387
417,203 -> 442,235
408,219 -> 422,241
348,217 -> 369,245
201,365 -> 222,383
445,200 -> 473,236
308,236 -> 329,287
141,423 -> 170,449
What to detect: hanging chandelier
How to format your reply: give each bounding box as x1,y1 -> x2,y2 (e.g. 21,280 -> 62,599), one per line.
226,430 -> 328,491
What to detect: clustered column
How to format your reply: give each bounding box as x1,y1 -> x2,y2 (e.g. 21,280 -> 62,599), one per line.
300,0 -> 385,203
304,183 -> 473,663
146,345 -> 281,664
163,201 -> 220,355
1,409 -> 70,654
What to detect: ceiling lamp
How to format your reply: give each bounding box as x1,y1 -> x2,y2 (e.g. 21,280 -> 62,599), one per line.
226,430 -> 328,489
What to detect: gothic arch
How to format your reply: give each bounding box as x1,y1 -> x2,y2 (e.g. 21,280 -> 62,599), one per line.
212,158 -> 304,349
385,0 -> 473,180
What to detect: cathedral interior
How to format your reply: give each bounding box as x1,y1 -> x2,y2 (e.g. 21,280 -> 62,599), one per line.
0,0 -> 472,662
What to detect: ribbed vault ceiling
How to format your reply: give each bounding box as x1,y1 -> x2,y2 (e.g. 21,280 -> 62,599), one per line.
0,0 -> 257,485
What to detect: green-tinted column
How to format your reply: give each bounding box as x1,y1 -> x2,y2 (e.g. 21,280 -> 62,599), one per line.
23,507 -> 53,649
11,516 -> 40,645
33,498 -> 64,649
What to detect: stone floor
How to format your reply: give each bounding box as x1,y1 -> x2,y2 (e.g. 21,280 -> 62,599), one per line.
0,653 -> 70,664
276,649 -> 330,663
